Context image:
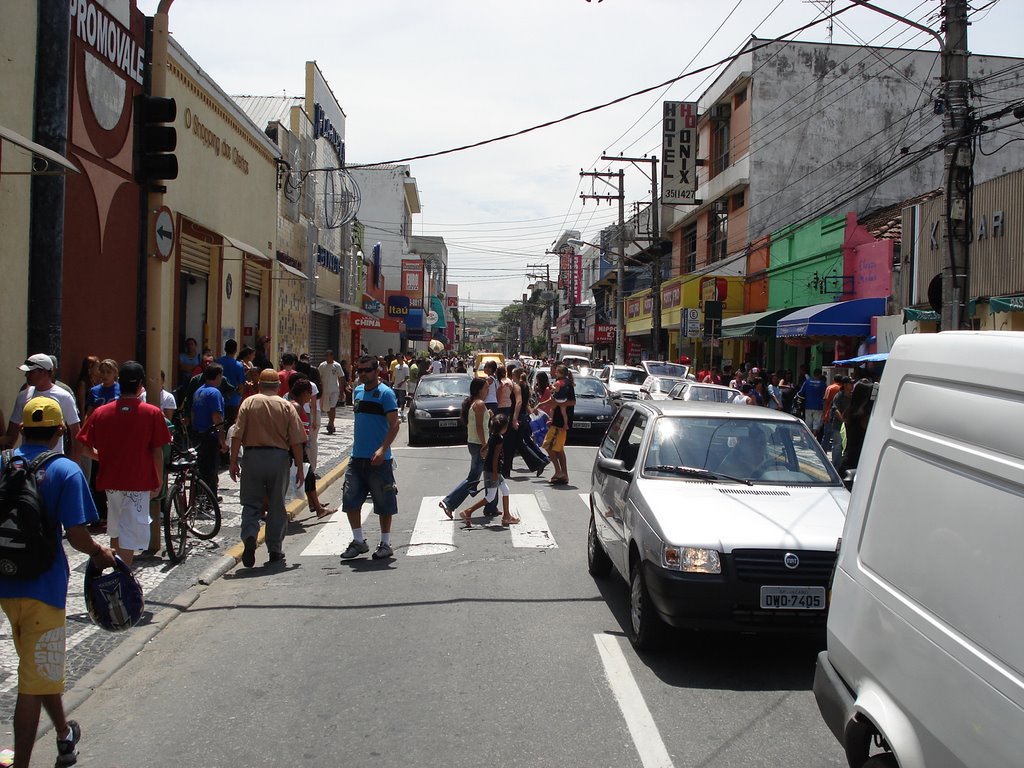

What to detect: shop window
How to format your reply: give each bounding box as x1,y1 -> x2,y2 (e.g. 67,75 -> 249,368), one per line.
683,224 -> 697,273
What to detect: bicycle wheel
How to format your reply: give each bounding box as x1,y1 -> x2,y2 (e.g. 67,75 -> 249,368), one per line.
163,483 -> 188,564
184,474 -> 221,539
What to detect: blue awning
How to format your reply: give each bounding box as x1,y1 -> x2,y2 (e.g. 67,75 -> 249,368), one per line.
776,297 -> 887,338
833,352 -> 888,365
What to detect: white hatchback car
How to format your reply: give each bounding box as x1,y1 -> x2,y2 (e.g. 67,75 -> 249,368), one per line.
589,400 -> 849,650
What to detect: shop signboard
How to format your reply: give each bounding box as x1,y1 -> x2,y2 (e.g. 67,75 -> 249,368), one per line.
662,101 -> 698,204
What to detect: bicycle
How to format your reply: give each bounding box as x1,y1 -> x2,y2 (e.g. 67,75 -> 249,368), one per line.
162,447 -> 222,563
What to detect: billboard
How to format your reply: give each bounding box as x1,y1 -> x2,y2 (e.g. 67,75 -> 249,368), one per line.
662,102 -> 698,204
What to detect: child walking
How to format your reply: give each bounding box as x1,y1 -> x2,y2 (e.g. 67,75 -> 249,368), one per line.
459,414 -> 520,528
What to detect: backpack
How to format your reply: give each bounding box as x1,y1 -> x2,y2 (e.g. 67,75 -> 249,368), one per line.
0,450 -> 61,579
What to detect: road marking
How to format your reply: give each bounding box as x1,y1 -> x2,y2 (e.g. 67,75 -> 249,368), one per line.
579,492 -> 589,508
299,503 -> 373,557
594,633 -> 675,768
407,496 -> 455,556
509,495 -> 557,549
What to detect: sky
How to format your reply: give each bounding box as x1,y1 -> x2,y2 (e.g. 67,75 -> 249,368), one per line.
138,0 -> 1022,312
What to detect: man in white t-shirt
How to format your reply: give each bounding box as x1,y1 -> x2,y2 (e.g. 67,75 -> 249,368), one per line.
317,350 -> 344,434
430,357 -> 443,375
2,354 -> 82,457
392,357 -> 410,422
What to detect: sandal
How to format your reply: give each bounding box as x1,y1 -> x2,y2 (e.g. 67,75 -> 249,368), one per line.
459,510 -> 473,529
316,507 -> 334,519
439,500 -> 453,519
501,515 -> 521,526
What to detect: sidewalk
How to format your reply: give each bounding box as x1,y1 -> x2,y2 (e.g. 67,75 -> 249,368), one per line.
0,409 -> 354,720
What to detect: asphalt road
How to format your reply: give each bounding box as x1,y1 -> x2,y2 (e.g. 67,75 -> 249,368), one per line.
28,424 -> 846,768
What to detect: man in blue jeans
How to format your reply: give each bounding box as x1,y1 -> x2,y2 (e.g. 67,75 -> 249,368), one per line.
339,356 -> 401,561
191,364 -> 227,498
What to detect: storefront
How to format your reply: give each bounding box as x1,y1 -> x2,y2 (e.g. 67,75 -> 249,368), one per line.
61,0 -> 147,382
149,38 -> 279,381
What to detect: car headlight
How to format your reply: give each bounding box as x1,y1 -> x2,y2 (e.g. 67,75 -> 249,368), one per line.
662,545 -> 721,574
413,409 -> 431,419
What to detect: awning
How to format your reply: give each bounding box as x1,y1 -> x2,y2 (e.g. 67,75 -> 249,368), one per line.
777,297 -> 887,338
0,124 -> 80,174
833,352 -> 888,365
721,308 -> 801,339
277,262 -> 309,280
990,294 -> 1024,314
902,307 -> 939,322
224,235 -> 271,266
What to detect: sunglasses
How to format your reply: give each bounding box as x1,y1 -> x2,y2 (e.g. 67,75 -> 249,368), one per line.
356,367 -> 376,373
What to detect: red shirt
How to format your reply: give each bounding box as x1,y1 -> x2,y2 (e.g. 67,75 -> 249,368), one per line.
278,368 -> 293,397
78,398 -> 172,491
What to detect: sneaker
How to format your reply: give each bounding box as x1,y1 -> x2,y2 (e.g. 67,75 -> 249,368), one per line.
55,720 -> 81,766
340,540 -> 370,560
242,536 -> 257,568
265,552 -> 286,566
372,542 -> 394,560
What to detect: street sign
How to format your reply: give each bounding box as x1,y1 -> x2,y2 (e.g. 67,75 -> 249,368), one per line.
684,308 -> 701,337
154,206 -> 174,261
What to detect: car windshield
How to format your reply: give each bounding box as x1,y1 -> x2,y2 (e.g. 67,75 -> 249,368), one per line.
652,377 -> 684,393
678,385 -> 734,403
415,378 -> 470,398
573,377 -> 606,397
612,369 -> 646,384
643,416 -> 842,486
645,362 -> 689,378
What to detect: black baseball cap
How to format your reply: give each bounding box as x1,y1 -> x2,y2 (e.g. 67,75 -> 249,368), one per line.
118,360 -> 146,386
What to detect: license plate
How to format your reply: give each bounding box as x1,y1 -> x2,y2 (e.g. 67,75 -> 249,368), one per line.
759,586 -> 826,610
437,419 -> 459,428
572,421 -> 590,429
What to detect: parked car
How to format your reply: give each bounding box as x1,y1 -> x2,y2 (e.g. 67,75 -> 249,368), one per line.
588,400 -> 848,650
638,375 -> 687,400
814,331 -> 1024,768
639,360 -> 690,379
668,381 -> 737,403
566,375 -> 616,441
472,351 -> 504,378
598,365 -> 647,402
407,374 -> 472,445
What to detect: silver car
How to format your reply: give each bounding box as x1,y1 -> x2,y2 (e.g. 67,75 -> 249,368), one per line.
639,375 -> 687,400
668,381 -> 737,403
588,400 -> 848,650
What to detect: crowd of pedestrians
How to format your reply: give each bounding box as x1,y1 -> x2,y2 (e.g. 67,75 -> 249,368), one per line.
695,362 -> 877,472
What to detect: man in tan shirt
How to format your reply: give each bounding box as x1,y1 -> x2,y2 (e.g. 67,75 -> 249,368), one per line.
229,368 -> 306,568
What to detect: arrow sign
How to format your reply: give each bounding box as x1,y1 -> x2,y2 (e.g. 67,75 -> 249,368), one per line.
153,207 -> 174,261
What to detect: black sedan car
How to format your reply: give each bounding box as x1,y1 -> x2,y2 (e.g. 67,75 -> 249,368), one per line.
407,374 -> 472,446
567,375 -> 617,442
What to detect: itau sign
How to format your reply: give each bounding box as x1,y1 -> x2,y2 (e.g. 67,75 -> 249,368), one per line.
662,102 -> 697,204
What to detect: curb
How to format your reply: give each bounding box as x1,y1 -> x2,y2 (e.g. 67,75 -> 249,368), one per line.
46,454 -> 351,737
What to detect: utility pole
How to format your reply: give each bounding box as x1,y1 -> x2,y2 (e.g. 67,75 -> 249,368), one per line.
602,155 -> 662,358
940,0 -> 971,331
580,169 -> 626,364
527,263 -> 553,358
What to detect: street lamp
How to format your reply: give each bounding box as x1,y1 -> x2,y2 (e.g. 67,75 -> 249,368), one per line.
569,238 -> 625,365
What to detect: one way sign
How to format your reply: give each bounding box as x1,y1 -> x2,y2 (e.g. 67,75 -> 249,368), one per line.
154,206 -> 175,261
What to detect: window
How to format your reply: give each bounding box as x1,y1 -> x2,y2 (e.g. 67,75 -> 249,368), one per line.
732,191 -> 745,210
683,224 -> 697,273
710,103 -> 731,176
734,88 -> 747,108
615,414 -> 648,471
707,205 -> 728,263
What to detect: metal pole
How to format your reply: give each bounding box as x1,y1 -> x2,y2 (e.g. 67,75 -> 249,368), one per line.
940,0 -> 971,331
615,170 -> 626,365
649,157 -> 662,359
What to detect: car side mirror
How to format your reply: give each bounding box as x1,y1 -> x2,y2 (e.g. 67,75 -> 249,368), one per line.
842,468 -> 856,491
596,455 -> 632,479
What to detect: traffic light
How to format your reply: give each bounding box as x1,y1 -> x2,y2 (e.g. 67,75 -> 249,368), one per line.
135,95 -> 178,184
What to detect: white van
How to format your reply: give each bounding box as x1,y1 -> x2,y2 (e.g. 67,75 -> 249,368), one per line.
814,331 -> 1024,768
